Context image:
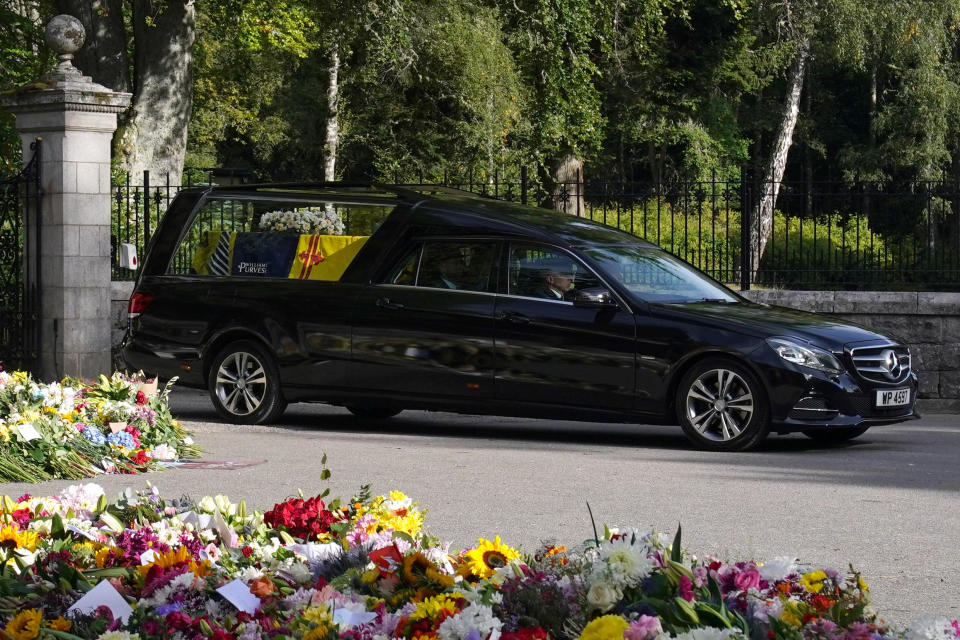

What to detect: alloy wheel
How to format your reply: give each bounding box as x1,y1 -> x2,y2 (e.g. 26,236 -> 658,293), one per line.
684,368 -> 755,442
214,351 -> 268,416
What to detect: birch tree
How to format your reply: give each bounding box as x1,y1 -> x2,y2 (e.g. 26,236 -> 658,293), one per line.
747,0 -> 815,278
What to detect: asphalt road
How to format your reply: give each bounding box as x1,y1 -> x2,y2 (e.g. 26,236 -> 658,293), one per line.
1,388 -> 957,625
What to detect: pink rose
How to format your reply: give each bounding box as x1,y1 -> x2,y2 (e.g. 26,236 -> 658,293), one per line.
734,568 -> 761,591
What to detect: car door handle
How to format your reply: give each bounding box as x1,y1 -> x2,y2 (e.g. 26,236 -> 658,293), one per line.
376,297 -> 405,310
497,311 -> 530,324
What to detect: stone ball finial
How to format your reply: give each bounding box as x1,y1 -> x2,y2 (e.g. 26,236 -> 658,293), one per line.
45,15 -> 85,72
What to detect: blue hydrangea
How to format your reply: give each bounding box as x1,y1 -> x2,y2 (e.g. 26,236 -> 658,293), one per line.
106,430 -> 136,449
81,426 -> 106,445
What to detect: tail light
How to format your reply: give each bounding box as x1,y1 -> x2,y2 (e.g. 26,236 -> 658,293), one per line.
128,291 -> 154,319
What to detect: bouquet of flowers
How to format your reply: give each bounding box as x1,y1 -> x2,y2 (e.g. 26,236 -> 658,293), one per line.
0,473 -> 955,640
258,207 -> 345,235
0,370 -> 200,481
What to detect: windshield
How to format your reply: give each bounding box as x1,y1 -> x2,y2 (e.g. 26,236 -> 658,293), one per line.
583,245 -> 739,303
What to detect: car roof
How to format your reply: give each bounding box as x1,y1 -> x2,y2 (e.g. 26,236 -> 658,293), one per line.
187,182 -> 659,249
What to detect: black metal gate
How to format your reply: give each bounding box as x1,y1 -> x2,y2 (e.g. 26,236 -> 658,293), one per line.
0,140 -> 41,373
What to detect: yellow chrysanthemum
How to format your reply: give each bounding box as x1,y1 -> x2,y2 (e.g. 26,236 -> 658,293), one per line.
799,570 -> 828,593
857,577 -> 869,592
409,593 -> 464,622
460,536 -> 520,579
576,615 -> 630,640
47,617 -> 71,632
0,525 -> 38,552
5,609 -> 42,640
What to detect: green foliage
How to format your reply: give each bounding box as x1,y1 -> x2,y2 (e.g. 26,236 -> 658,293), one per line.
341,0 -> 526,181
0,5 -> 53,173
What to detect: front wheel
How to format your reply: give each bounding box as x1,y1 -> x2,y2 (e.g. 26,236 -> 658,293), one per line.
676,358 -> 770,451
208,340 -> 287,424
802,426 -> 870,443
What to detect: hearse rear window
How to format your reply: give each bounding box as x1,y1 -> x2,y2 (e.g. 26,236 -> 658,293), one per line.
168,198 -> 394,280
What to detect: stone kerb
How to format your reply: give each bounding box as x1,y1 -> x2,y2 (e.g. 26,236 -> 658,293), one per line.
742,289 -> 960,411
1,14 -> 131,379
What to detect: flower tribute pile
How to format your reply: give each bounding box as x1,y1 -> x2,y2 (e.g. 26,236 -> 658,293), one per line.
0,371 -> 200,481
258,209 -> 345,235
0,475 -> 956,640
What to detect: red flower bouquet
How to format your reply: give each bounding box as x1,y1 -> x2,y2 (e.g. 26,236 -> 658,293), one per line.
263,494 -> 342,540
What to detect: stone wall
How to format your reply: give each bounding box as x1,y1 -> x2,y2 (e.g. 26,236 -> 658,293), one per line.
741,290 -> 960,412
110,284 -> 959,411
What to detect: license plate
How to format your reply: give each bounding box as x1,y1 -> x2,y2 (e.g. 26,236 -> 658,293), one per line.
875,388 -> 910,407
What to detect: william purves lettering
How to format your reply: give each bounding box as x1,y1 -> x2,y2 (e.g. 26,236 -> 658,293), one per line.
238,261 -> 268,274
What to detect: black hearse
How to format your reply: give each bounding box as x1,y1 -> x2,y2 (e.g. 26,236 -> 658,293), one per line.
122,184 -> 918,451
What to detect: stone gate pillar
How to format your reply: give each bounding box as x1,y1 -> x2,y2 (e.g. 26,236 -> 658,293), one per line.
1,15 -> 131,379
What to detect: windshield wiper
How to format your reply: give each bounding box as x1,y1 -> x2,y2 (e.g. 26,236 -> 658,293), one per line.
693,298 -> 739,304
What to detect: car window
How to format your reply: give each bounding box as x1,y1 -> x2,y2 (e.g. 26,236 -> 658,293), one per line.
384,245 -> 422,285
168,198 -> 391,281
508,244 -> 601,300
583,245 -> 737,303
417,242 -> 498,293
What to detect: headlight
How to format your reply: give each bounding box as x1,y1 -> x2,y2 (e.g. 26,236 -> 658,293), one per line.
766,338 -> 844,374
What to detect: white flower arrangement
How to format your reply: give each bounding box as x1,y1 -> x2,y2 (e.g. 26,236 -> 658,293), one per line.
258,207 -> 345,235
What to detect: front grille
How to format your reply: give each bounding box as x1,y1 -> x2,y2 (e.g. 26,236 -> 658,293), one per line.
788,396 -> 838,420
849,343 -> 911,384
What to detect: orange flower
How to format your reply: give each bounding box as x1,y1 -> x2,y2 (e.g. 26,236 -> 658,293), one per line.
811,595 -> 835,612
249,577 -> 276,597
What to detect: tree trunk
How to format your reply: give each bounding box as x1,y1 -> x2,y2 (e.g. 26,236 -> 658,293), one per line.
323,43 -> 340,182
115,0 -> 195,185
55,0 -> 129,94
550,153 -> 585,216
750,37 -> 810,279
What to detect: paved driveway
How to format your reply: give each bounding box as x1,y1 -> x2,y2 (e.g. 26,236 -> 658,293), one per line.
1,388 -> 957,624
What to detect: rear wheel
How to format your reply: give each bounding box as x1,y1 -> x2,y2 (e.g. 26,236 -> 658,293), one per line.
347,405 -> 403,420
676,358 -> 770,451
208,340 -> 287,424
802,426 -> 870,443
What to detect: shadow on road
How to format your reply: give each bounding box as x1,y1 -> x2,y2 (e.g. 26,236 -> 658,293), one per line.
167,389 -> 960,493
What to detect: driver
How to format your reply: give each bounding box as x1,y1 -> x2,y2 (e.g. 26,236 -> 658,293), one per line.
531,258 -> 576,300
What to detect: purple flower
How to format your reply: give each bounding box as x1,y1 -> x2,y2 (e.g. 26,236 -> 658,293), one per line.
156,602 -> 184,616
625,615 -> 662,640
678,575 -> 695,601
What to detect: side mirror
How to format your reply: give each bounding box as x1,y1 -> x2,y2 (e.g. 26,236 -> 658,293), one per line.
119,243 -> 138,270
571,287 -> 618,308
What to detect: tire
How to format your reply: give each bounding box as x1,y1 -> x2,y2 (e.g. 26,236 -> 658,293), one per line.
802,426 -> 870,443
208,340 -> 287,424
675,357 -> 771,452
347,405 -> 403,420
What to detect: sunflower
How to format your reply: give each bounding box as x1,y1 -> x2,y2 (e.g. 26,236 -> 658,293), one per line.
0,525 -> 38,552
402,552 -> 455,589
5,609 -> 42,640
46,618 -> 71,632
458,536 -> 520,580
136,546 -> 204,579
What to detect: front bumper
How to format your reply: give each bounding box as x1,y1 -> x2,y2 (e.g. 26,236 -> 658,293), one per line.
757,355 -> 920,432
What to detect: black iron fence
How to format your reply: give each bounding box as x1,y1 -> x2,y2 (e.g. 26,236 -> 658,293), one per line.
0,140 -> 41,372
112,168 -> 960,290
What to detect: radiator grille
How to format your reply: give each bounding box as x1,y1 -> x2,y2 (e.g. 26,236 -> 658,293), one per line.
849,344 -> 911,384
